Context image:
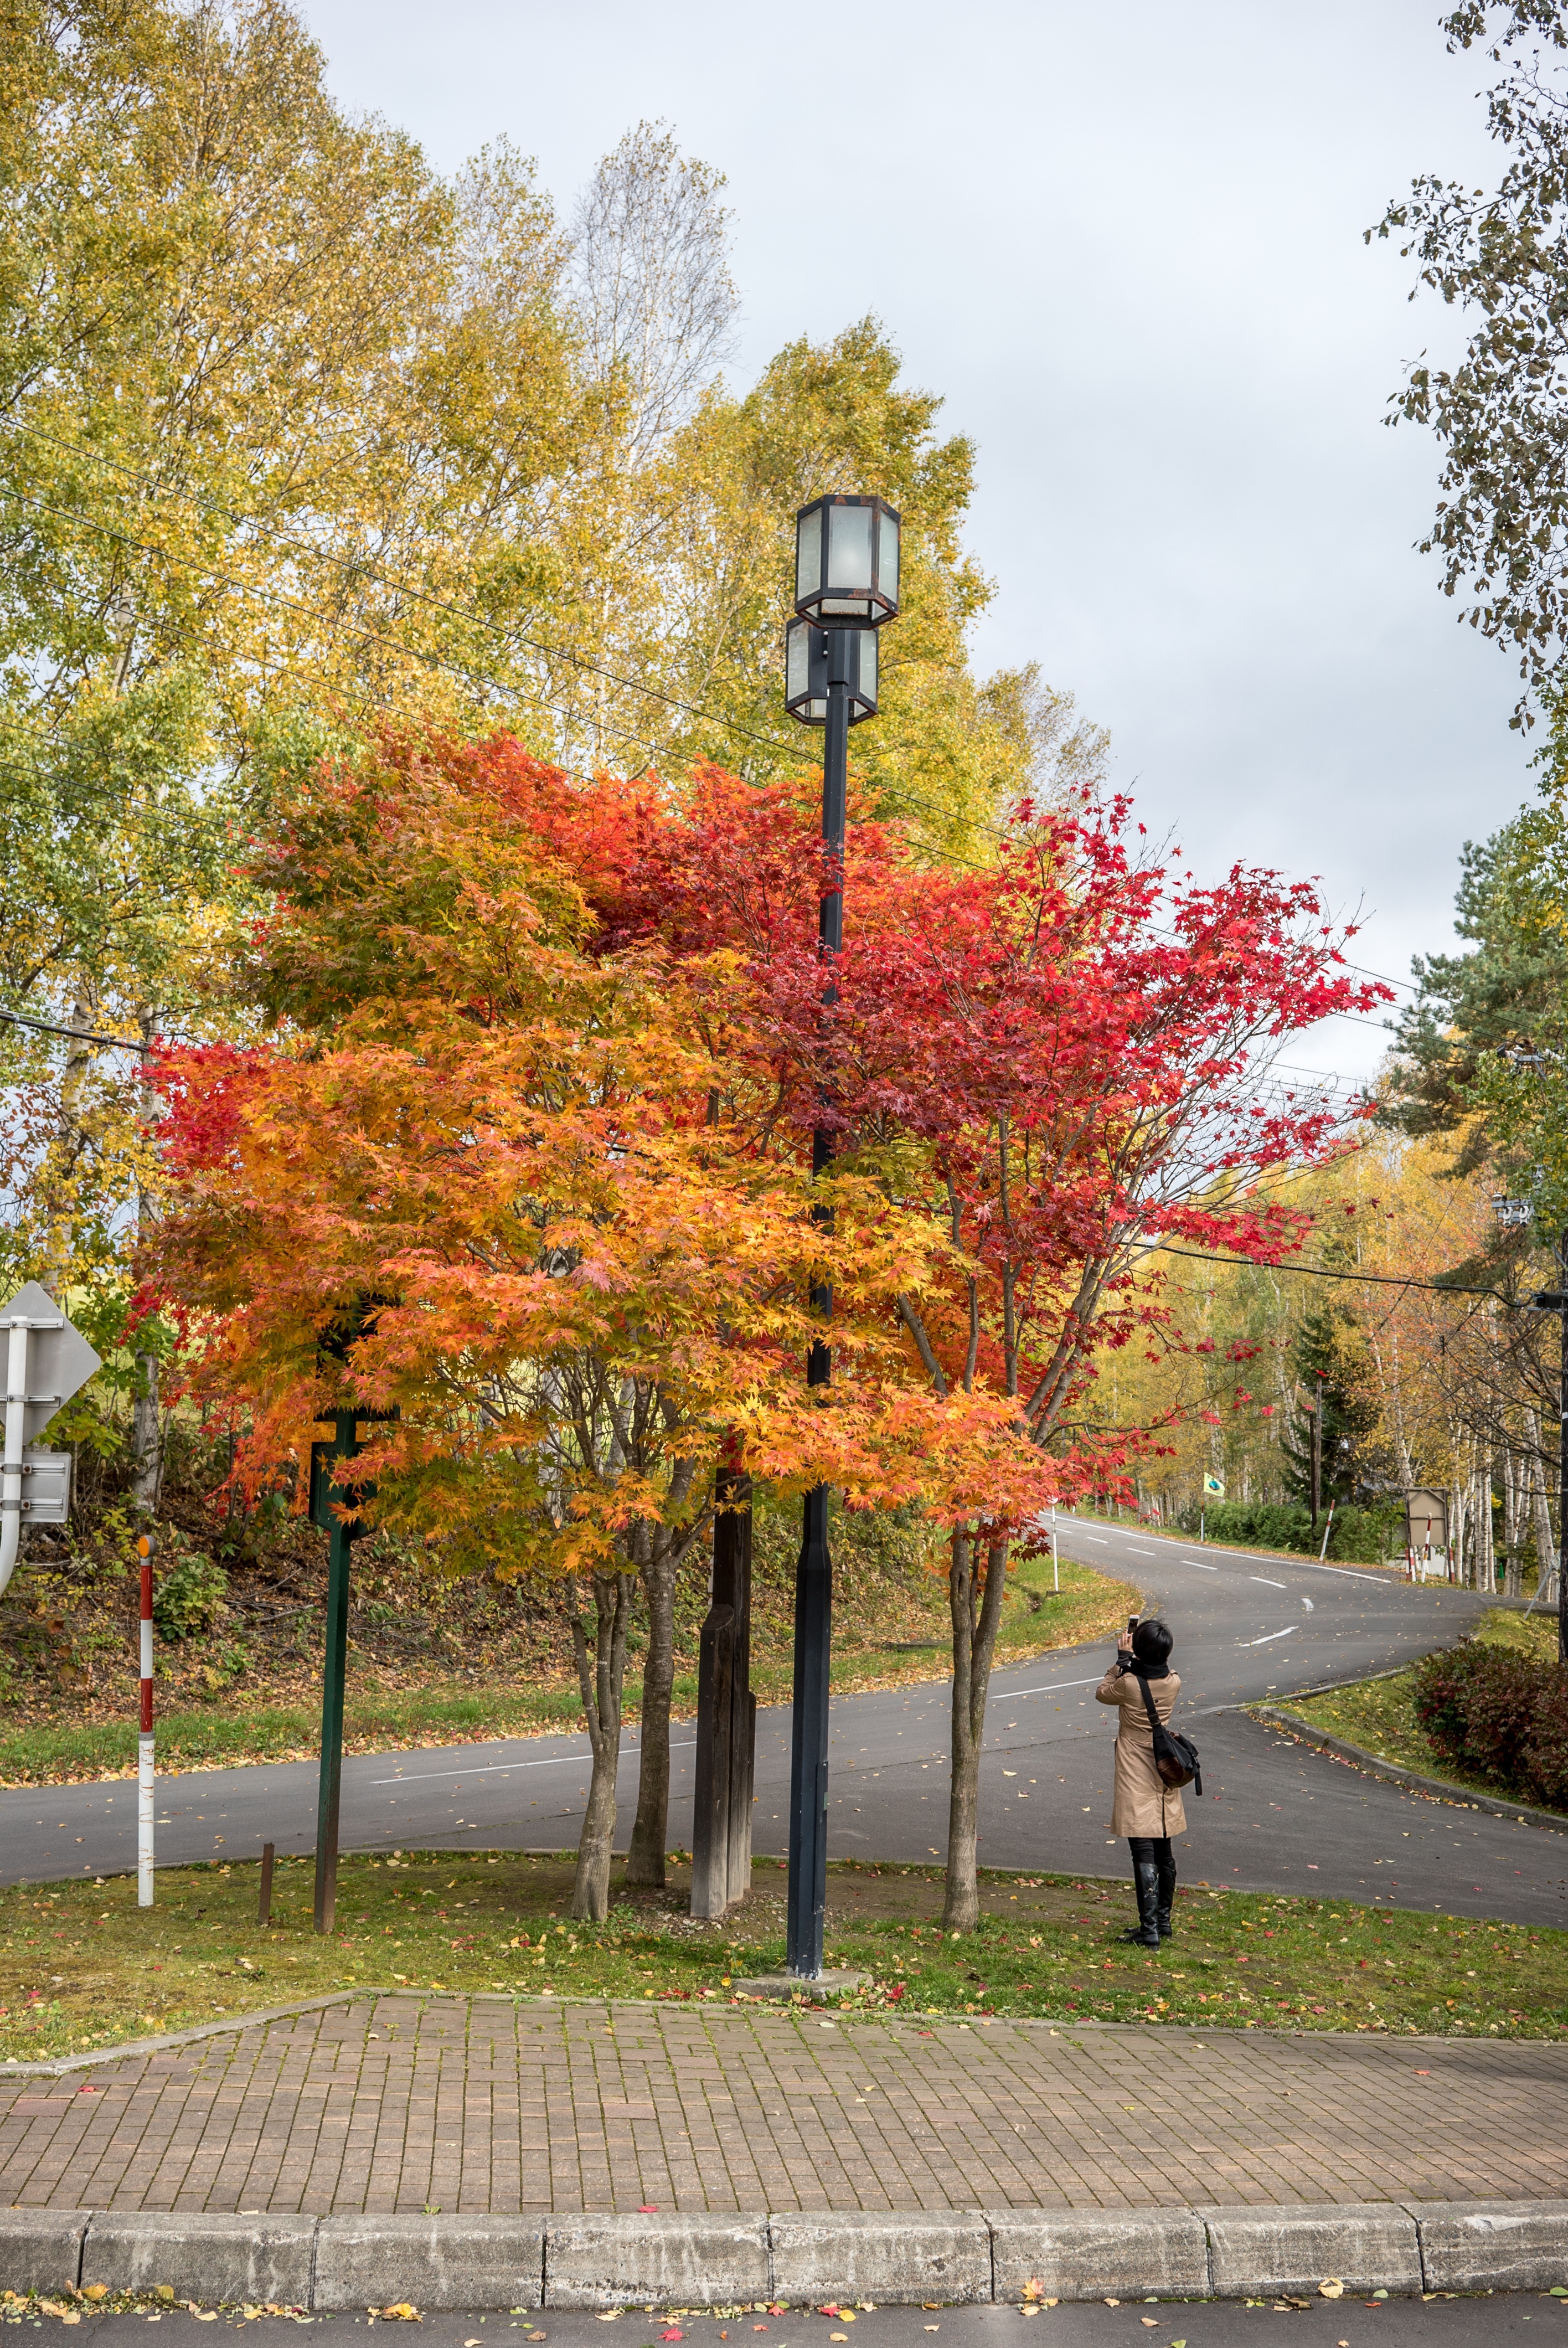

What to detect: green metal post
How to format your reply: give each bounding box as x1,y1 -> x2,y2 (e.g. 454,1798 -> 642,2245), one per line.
314,1408 -> 356,1934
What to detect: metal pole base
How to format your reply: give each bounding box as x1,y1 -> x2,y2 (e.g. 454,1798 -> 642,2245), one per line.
786,1484 -> 832,1978
314,1510 -> 352,1935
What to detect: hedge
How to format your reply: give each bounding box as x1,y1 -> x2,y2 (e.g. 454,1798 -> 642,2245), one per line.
1177,1499 -> 1402,1564
1413,1642 -> 1568,1814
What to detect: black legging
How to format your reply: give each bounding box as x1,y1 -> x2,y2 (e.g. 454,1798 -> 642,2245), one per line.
1127,1835 -> 1172,1867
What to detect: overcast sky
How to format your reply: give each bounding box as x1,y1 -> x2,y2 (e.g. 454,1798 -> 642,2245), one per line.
298,0 -> 1523,1093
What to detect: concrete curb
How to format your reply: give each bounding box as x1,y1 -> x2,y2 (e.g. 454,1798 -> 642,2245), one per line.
1251,1705 -> 1568,1835
0,2203 -> 1561,2307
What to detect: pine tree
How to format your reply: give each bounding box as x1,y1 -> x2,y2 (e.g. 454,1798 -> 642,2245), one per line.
1281,1307 -> 1379,1508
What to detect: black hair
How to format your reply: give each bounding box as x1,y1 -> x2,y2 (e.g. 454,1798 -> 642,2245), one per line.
1131,1617 -> 1174,1669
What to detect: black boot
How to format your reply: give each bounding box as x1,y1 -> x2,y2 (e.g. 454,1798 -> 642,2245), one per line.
1154,1841 -> 1176,1940
1120,1847 -> 1160,1949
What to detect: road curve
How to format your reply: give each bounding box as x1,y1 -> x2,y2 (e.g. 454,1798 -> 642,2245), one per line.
2,1513 -> 1564,1925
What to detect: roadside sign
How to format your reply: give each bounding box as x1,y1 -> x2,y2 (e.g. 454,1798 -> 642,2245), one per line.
0,1283 -> 101,1445
1405,1488 -> 1448,1550
19,1452 -> 71,1525
0,1283 -> 102,1593
1203,1472 -> 1225,1499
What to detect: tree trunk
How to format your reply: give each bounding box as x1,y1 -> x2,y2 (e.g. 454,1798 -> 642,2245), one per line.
569,1569 -> 633,1922
627,1538 -> 675,1887
132,1351 -> 161,1518
942,1530 -> 1010,1933
1504,1446 -> 1523,1598
691,1465 -> 755,1918
1526,1410 -> 1558,1608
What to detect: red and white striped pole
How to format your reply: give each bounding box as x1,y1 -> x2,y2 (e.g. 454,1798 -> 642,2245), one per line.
137,1531 -> 154,1907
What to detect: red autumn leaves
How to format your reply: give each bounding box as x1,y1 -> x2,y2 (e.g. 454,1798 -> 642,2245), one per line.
146,733 -> 1384,1556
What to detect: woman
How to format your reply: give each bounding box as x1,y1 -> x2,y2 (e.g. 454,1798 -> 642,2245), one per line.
1095,1616 -> 1184,1949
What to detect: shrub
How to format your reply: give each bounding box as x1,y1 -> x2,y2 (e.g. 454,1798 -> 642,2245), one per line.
1413,1642 -> 1568,1812
152,1539 -> 229,1642
1179,1499 -> 1401,1563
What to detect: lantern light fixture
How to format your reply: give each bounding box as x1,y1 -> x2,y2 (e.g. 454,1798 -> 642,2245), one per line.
784,619 -> 877,726
794,495 -> 900,627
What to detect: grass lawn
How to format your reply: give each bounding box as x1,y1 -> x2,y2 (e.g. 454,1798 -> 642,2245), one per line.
0,1558 -> 1132,1789
4,1848 -> 1564,2068
1275,1605 -> 1565,1813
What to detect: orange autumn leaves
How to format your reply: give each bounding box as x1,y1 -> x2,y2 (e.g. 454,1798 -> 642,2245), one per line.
148,740 -> 1055,1571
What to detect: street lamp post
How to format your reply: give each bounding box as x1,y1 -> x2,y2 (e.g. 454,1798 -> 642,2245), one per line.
782,493 -> 899,1979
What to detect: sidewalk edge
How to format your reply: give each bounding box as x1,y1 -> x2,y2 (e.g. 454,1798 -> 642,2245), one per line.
2,2204 -> 1563,2306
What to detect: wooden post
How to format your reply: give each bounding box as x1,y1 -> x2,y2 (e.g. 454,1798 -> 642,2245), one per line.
258,1841 -> 275,1925
691,1462 -> 755,1918
725,1486 -> 756,1909
690,1605 -> 733,1918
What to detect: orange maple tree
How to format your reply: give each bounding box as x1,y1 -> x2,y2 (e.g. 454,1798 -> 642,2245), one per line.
147,740 -> 1051,1917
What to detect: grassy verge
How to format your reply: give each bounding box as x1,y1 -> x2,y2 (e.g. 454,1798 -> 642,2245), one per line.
1274,1606 -> 1565,1811
0,1557 -> 1133,1788
5,1848 -> 1564,2068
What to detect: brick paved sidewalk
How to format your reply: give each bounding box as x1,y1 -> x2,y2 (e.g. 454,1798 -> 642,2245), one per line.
1,1995 -> 1564,2218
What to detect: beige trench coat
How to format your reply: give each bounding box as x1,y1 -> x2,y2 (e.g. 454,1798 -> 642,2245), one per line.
1095,1664 -> 1187,1839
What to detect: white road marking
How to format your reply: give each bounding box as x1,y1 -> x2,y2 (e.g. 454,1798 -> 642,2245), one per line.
1085,1535 -> 1108,1543
1241,1626 -> 1298,1646
1252,1577 -> 1286,1588
1128,1546 -> 1156,1555
1303,1597 -> 1314,1612
990,1676 -> 1102,1701
1062,1520 -> 1386,1585
1192,1564 -> 1219,1572
372,1741 -> 696,1788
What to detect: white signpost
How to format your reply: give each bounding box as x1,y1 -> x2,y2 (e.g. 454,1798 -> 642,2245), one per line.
0,1283 -> 102,1598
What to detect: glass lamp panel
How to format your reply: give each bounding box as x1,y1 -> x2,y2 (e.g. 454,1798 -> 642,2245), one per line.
875,508 -> 899,609
786,618 -> 810,703
795,505 -> 822,603
860,627 -> 878,703
826,500 -> 874,594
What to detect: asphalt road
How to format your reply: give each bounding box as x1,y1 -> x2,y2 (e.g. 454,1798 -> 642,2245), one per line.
6,1516 -> 1567,1926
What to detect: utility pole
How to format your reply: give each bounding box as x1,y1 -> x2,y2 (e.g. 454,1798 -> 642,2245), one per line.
1310,1374 -> 1323,1536
1528,1244 -> 1568,1665
1560,1236 -> 1567,1666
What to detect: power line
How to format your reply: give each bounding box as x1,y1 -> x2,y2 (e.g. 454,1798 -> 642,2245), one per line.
0,419 -> 1453,992
1154,1242 -> 1510,1303
1,473 -> 1020,866
2,461 -> 1395,1077
0,481 -> 680,777
0,415 -> 823,774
